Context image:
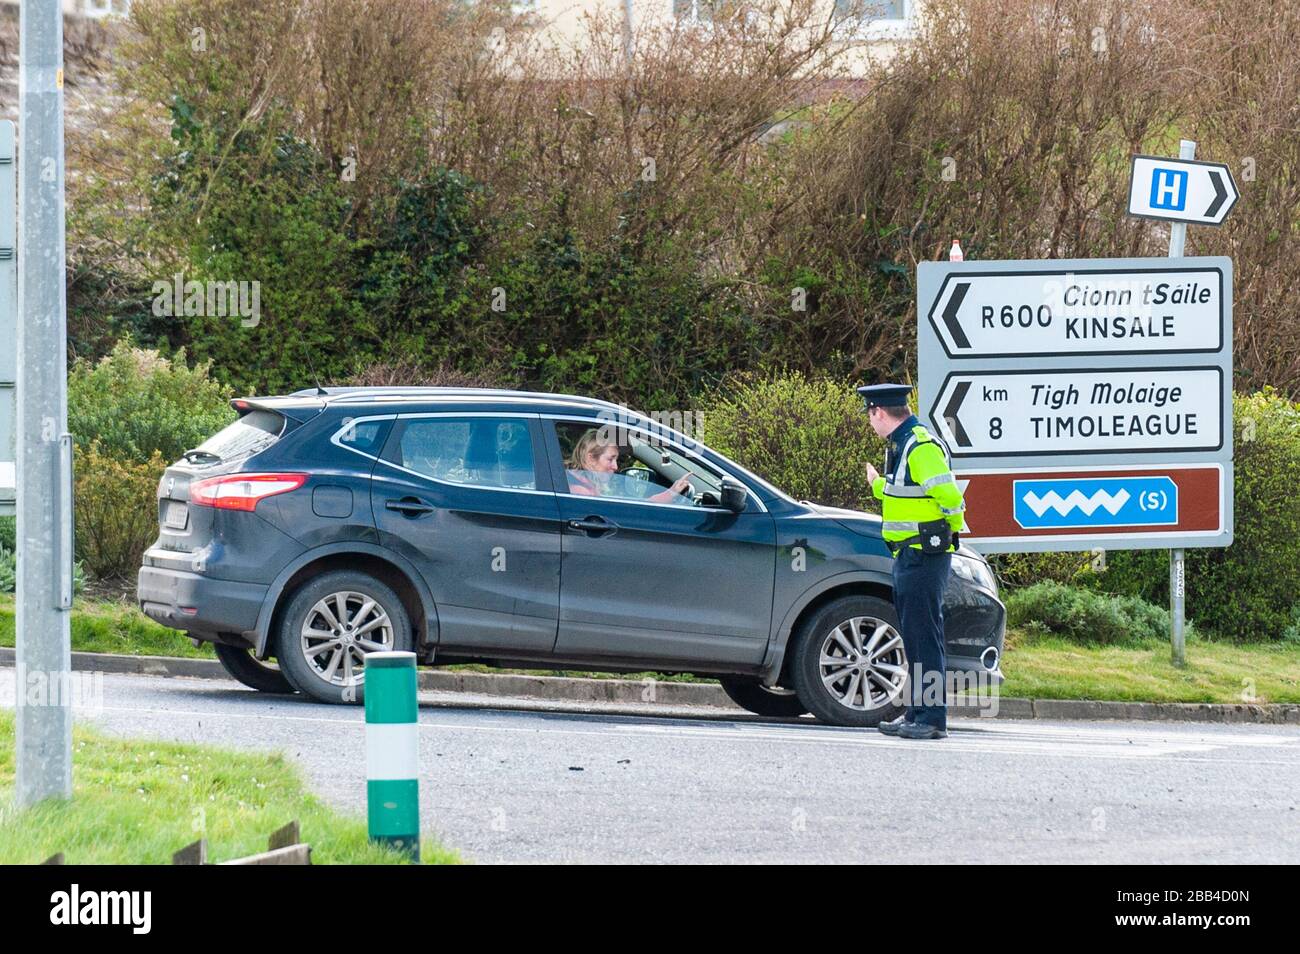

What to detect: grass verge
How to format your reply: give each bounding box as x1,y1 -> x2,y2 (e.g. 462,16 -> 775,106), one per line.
0,594 -> 209,658
1000,630 -> 1300,704
0,711 -> 459,864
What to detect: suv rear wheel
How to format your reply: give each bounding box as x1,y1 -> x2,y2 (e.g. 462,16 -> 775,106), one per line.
718,677 -> 810,719
276,570 -> 413,704
213,642 -> 295,694
791,595 -> 907,727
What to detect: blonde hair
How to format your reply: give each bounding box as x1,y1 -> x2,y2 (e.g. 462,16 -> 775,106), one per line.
568,428 -> 615,471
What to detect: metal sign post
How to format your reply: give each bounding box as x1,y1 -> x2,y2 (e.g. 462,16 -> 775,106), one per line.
1163,140 -> 1197,667
15,0 -> 73,805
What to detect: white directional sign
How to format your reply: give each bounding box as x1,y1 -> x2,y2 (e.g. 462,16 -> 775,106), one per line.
930,367 -> 1224,457
927,264 -> 1225,358
917,255 -> 1233,552
1128,155 -> 1239,226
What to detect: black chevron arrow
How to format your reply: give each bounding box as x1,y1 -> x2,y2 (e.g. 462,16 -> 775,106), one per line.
1205,170 -> 1229,219
943,380 -> 972,447
942,281 -> 972,349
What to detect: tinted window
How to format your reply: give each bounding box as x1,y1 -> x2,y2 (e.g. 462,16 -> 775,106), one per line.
196,409 -> 284,461
335,417 -> 390,455
393,417 -> 535,490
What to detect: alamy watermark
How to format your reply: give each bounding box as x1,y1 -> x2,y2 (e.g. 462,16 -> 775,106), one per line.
903,664 -> 1003,718
594,403 -> 704,448
2,663 -> 104,713
152,272 -> 261,327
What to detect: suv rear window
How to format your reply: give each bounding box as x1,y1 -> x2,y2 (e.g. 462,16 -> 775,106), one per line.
388,417 -> 536,490
195,409 -> 285,461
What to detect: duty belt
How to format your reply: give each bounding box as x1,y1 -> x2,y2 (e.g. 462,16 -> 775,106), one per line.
885,518 -> 954,554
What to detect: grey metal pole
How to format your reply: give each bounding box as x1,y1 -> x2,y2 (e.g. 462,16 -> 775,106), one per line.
1166,139 -> 1195,667
622,0 -> 634,65
15,0 -> 72,805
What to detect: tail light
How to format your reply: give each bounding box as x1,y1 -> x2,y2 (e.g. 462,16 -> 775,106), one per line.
189,472 -> 307,512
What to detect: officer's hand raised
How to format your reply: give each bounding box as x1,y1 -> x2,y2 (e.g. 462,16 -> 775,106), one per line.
865,463 -> 880,483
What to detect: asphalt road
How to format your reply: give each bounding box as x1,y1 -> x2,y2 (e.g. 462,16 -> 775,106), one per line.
4,667 -> 1299,863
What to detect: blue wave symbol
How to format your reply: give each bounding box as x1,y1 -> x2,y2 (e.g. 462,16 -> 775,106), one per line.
1013,476 -> 1178,528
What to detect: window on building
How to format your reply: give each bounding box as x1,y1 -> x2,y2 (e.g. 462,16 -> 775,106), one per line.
833,0 -> 907,24
674,0 -> 717,23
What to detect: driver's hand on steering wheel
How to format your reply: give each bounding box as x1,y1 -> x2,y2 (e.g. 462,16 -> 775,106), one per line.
670,474 -> 692,496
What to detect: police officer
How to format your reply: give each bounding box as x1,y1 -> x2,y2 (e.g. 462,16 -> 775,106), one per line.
857,383 -> 965,740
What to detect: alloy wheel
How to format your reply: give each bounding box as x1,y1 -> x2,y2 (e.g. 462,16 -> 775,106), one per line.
299,590 -> 395,687
817,615 -> 907,711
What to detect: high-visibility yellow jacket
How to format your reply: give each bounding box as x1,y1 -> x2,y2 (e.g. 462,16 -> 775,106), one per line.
870,420 -> 965,553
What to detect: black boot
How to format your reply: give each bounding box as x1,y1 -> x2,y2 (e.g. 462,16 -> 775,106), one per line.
898,722 -> 948,740
877,714 -> 909,736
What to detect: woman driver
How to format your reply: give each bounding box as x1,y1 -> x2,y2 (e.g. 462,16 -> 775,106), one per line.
566,428 -> 691,503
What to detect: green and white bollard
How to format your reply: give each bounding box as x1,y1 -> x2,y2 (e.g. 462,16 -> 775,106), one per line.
365,651 -> 420,861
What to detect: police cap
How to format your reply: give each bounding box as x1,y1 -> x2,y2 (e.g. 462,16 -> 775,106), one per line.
855,383 -> 913,409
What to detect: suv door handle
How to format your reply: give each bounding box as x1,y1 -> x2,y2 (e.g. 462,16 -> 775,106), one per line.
386,497 -> 435,517
567,516 -> 617,536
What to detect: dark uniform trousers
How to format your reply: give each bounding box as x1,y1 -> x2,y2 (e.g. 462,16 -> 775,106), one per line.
891,546 -> 952,730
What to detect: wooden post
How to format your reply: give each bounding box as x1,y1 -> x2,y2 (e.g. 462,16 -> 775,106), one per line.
267,820 -> 300,851
172,838 -> 208,865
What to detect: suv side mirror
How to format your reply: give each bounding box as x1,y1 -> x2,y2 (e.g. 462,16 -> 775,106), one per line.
719,478 -> 748,513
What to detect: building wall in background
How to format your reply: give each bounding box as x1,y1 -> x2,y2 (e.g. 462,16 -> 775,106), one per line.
526,0 -> 920,74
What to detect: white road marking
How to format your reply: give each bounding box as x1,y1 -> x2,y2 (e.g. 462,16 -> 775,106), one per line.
58,702 -> 1300,766
3,668 -> 1296,766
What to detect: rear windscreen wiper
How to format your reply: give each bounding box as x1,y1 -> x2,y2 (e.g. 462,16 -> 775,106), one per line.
182,449 -> 222,464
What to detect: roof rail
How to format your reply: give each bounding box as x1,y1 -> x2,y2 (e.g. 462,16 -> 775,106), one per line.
298,386 -> 630,414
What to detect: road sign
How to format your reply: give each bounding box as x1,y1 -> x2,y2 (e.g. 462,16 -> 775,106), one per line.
1014,475 -> 1178,529
957,464 -> 1225,551
918,255 -> 1232,552
927,264 -> 1225,358
931,366 -> 1224,457
1128,155 -> 1238,226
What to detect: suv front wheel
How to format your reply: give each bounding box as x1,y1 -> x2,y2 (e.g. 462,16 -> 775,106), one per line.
276,570 -> 413,704
791,595 -> 908,727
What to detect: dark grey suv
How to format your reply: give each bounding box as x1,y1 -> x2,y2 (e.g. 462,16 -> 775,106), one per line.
137,387 -> 1005,726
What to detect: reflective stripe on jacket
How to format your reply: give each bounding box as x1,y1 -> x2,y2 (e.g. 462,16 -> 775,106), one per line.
870,424 -> 965,552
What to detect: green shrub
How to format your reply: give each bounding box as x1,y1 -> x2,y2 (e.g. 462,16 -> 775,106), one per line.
1079,390 -> 1300,641
0,516 -> 13,551
1006,581 -> 1174,647
168,133 -> 366,396
73,444 -> 168,581
69,341 -> 234,463
0,546 -> 14,593
0,546 -> 84,596
1281,606 -> 1300,644
987,551 -> 1095,590
344,358 -> 512,389
697,371 -> 885,510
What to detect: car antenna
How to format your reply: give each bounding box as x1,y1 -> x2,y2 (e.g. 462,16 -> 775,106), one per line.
302,348 -> 328,396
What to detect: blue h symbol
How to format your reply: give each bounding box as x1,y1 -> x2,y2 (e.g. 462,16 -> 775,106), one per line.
1150,168 -> 1187,211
